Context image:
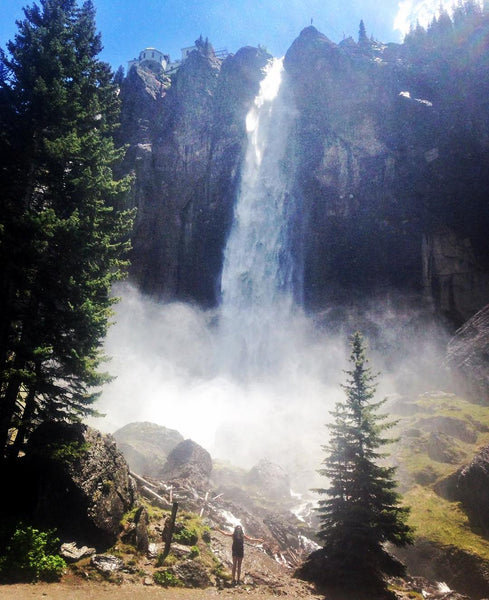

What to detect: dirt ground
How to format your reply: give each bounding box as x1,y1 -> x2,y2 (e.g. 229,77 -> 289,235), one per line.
0,574 -> 323,599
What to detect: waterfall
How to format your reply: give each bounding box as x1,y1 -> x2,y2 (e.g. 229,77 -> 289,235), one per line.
219,58 -> 301,378
95,57 -> 343,477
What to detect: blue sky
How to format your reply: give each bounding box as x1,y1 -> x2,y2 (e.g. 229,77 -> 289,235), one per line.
1,0 -> 455,71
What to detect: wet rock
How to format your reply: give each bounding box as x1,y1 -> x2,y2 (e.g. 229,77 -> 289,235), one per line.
122,41 -> 271,305
113,422 -> 184,477
60,542 -> 96,562
246,459 -> 291,500
263,514 -> 301,551
160,439 -> 212,487
91,554 -> 124,574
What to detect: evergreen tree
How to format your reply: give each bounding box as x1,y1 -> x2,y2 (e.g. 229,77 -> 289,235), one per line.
0,0 -> 134,460
315,332 -> 413,596
358,19 -> 368,44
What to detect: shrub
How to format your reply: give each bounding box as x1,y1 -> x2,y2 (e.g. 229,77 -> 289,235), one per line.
189,545 -> 200,559
46,441 -> 90,464
0,525 -> 66,582
173,526 -> 198,546
153,569 -> 182,587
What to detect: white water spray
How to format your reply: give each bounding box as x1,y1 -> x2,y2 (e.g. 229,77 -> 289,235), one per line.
93,58 -> 348,482
219,58 -> 301,378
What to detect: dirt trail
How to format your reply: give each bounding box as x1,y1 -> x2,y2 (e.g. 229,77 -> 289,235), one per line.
0,576 -> 322,599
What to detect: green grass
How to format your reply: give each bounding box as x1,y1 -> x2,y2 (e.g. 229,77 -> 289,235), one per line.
403,486 -> 489,559
389,391 -> 489,560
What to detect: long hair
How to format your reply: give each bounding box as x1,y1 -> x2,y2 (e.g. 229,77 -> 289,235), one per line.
233,525 -> 244,542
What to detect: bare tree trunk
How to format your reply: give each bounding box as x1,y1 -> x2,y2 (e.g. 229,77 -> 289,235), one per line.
161,501 -> 179,563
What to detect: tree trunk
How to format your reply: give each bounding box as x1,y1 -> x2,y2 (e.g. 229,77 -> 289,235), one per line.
0,372 -> 23,460
8,382 -> 37,461
161,501 -> 179,562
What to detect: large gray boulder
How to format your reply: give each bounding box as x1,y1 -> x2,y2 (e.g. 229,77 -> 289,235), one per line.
159,439 -> 212,487
113,421 -> 184,476
24,422 -> 136,549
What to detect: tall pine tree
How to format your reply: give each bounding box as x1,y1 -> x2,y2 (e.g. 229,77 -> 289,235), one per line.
312,333 -> 413,596
0,0 -> 134,460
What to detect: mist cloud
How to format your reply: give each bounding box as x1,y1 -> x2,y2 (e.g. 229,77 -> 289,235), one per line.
90,283 -> 451,490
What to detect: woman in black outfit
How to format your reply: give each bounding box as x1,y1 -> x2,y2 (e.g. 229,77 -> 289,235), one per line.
217,525 -> 263,585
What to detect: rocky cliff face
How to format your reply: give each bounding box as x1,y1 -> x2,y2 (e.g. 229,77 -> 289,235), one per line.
121,26 -> 489,322
122,44 -> 270,306
283,26 -> 489,319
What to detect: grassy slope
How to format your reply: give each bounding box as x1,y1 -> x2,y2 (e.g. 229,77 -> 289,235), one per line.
388,392 -> 489,559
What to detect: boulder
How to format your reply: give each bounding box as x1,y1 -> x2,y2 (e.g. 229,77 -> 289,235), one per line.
173,559 -> 211,588
91,554 -> 124,574
60,542 -> 96,562
456,444 -> 489,535
159,439 -> 212,487
246,459 -> 291,500
113,422 -> 184,476
23,421 -> 136,549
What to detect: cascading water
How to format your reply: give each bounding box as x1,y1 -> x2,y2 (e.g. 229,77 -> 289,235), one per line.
219,58 -> 301,378
95,56 -> 344,476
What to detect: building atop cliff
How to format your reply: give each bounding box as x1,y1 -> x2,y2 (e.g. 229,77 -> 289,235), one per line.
128,45 -> 197,75
128,41 -> 228,76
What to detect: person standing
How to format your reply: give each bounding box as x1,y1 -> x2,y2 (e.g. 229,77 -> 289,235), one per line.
217,525 -> 263,585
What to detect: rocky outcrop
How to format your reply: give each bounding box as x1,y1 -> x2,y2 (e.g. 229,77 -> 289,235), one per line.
120,26 -> 489,320
246,459 -> 291,500
394,539 -> 489,600
456,446 -> 489,536
18,422 -> 136,549
446,304 -> 489,401
283,26 -> 489,315
159,439 -> 213,487
113,421 -> 184,476
415,415 -> 477,444
434,443 -> 489,539
123,44 -> 271,305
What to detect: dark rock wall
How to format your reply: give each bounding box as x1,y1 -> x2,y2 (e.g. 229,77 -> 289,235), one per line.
122,45 -> 271,306
284,27 -> 489,319
121,28 -> 489,321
